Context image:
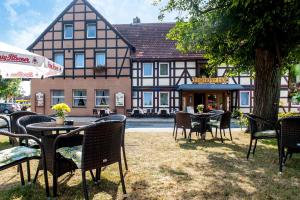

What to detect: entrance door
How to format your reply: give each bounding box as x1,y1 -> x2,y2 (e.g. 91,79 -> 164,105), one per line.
194,93 -> 205,112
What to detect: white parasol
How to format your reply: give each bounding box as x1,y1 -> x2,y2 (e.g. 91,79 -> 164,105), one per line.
0,41 -> 63,78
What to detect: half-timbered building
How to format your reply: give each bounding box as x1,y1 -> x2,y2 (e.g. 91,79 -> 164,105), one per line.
28,0 -> 297,116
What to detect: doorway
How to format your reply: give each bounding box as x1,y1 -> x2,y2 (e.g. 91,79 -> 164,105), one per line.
194,93 -> 205,112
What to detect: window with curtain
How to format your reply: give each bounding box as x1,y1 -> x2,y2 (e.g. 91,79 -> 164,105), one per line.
95,90 -> 109,107
95,52 -> 106,68
73,90 -> 87,107
51,90 -> 64,105
75,53 -> 84,68
159,92 -> 169,107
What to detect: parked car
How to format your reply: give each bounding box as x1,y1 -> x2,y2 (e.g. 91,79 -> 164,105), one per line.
0,103 -> 21,114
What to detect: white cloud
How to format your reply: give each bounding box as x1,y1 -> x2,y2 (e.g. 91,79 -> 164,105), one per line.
8,22 -> 49,49
4,0 -> 30,23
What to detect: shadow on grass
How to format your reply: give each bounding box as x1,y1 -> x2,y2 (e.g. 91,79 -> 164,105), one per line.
56,173 -> 119,200
159,165 -> 192,182
127,180 -> 150,200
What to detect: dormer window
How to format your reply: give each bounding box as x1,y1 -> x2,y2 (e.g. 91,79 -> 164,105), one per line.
64,23 -> 73,39
87,23 -> 96,38
95,52 -> 106,68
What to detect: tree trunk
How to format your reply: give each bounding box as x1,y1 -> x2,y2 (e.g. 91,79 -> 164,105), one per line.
253,48 -> 281,123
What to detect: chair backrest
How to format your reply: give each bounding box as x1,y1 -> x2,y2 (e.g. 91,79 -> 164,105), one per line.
9,111 -> 37,134
220,111 -> 232,129
17,115 -> 54,136
245,114 -> 258,135
208,110 -> 224,120
81,121 -> 123,170
280,117 -> 300,148
176,112 -> 191,129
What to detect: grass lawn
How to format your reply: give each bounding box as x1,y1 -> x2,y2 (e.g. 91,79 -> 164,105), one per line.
0,129 -> 300,200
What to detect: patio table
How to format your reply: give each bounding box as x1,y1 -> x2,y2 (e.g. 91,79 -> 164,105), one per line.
192,113 -> 214,139
26,121 -> 92,177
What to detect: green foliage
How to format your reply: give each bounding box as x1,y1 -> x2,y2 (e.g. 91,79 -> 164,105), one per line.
0,79 -> 22,101
232,109 -> 248,129
159,0 -> 300,74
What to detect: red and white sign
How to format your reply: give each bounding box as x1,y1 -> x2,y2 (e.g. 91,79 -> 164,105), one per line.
0,41 -> 63,79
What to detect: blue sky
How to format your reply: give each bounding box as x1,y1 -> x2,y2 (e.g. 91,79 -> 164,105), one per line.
0,0 -> 177,49
0,0 -> 177,95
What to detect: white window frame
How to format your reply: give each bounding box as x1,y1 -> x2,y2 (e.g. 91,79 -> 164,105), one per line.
51,90 -> 64,105
87,23 -> 96,38
159,92 -> 169,107
73,90 -> 87,107
54,53 -> 64,66
240,91 -> 250,107
159,63 -> 169,77
143,92 -> 153,107
143,63 -> 153,77
75,53 -> 85,68
95,90 -> 110,107
95,52 -> 106,68
64,24 -> 73,39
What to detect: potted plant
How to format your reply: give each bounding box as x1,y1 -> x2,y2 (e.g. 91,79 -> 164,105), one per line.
197,104 -> 204,113
51,103 -> 71,125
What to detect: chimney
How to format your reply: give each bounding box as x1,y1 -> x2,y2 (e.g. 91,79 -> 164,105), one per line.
132,16 -> 141,24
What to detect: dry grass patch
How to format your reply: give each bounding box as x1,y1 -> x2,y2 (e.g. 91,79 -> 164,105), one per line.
0,129 -> 300,199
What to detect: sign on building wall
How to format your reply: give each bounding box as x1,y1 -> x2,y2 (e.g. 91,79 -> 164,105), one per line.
115,92 -> 125,107
35,92 -> 45,107
192,77 -> 229,84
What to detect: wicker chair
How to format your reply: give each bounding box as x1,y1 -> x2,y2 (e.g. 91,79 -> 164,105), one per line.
9,111 -> 37,134
96,114 -> 128,170
17,115 -> 56,182
92,109 -> 98,116
53,121 -> 126,199
245,114 -> 279,160
0,130 -> 50,198
174,112 -> 200,141
207,111 -> 232,143
7,111 -> 37,182
278,116 -> 300,173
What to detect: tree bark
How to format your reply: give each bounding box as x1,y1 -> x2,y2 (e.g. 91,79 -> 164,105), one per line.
253,48 -> 281,123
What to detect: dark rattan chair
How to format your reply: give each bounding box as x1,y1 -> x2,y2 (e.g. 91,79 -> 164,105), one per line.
96,114 -> 128,170
278,116 -> 300,173
207,111 -> 232,143
17,115 -> 56,182
8,111 -> 37,182
0,130 -> 50,198
174,112 -> 200,141
160,110 -> 169,118
245,113 -> 279,160
53,121 -> 126,199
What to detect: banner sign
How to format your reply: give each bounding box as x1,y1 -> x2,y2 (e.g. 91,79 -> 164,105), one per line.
115,92 -> 125,107
35,92 -> 45,107
192,77 -> 229,84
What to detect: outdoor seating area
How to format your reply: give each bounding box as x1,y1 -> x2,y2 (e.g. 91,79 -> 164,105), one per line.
0,111 -> 128,199
0,120 -> 300,199
0,110 -> 300,199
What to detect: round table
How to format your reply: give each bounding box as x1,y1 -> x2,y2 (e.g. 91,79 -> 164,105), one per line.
26,121 -> 92,189
191,113 -> 214,139
26,121 -> 91,133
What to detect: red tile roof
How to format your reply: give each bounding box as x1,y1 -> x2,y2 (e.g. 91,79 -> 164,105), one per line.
114,23 -> 204,61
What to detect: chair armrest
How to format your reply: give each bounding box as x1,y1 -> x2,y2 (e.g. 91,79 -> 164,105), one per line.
0,130 -> 44,149
0,115 -> 10,130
